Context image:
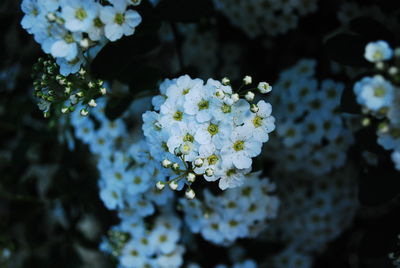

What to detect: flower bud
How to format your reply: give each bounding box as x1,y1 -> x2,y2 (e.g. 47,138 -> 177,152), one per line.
185,189 -> 196,199
231,93 -> 239,103
80,38 -> 90,49
222,77 -> 230,85
80,108 -> 89,116
88,99 -> 97,107
389,66 -> 398,76
172,163 -> 180,171
79,68 -> 86,76
169,181 -> 179,191
46,12 -> 56,22
162,159 -> 172,168
375,61 -> 384,70
243,75 -> 252,85
88,81 -> 96,88
250,103 -> 259,113
100,87 -> 107,95
156,181 -> 165,190
194,158 -> 204,167
174,147 -> 182,156
245,91 -> 255,101
257,82 -> 272,94
205,168 -> 214,177
61,107 -> 69,114
76,91 -> 84,98
187,172 -> 196,183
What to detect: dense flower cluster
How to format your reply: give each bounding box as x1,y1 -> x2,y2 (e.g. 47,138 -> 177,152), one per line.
70,97 -> 185,267
180,172 -> 279,245
266,59 -> 353,174
265,166 -> 358,268
213,0 -> 318,38
144,75 -> 275,191
69,76 -> 278,267
353,41 -> 400,170
21,0 -> 142,75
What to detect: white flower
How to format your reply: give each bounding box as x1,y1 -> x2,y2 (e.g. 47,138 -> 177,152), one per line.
183,81 -> 214,122
100,0 -> 142,42
354,75 -> 394,112
221,126 -> 262,169
364,40 -> 393,63
61,0 -> 97,32
244,100 -> 275,142
257,82 -> 272,94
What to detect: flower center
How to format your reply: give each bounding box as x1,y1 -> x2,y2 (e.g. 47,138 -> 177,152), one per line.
93,17 -> 104,28
253,116 -> 263,128
114,13 -> 125,25
226,168 -> 237,177
161,142 -> 169,152
207,123 -> 218,136
64,33 -> 74,44
198,99 -> 209,110
114,172 -> 123,180
183,133 -> 194,142
207,154 -> 219,165
182,88 -> 190,95
75,8 -> 87,21
373,86 -> 386,97
133,176 -> 141,184
233,140 -> 244,151
373,50 -> 383,61
173,111 -> 183,121
222,104 -> 231,113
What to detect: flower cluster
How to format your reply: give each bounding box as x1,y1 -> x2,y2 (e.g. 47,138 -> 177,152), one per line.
269,166 -> 358,257
212,0 -> 318,38
21,0 -> 142,75
143,75 -> 275,192
266,59 -> 353,175
180,172 -> 279,245
32,57 -> 107,118
100,214 -> 184,268
353,40 -> 400,170
70,97 -> 185,267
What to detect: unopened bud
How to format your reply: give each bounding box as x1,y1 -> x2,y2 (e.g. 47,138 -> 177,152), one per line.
245,91 -> 255,101
172,163 -> 180,171
194,158 -> 203,167
375,61 -> 384,70
100,87 -> 107,95
80,38 -> 90,49
88,81 -> 96,88
185,188 -> 195,199
88,99 -> 97,107
231,93 -> 239,103
389,66 -> 398,76
205,168 -> 214,177
46,12 -> 56,22
156,181 -> 165,190
61,106 -> 69,114
162,159 -> 172,168
80,108 -> 89,116
243,75 -> 252,85
169,181 -> 179,190
76,91 -> 84,98
250,103 -> 259,113
187,172 -> 196,183
79,68 -> 86,76
222,77 -> 230,85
